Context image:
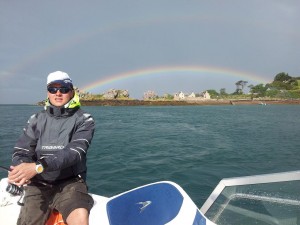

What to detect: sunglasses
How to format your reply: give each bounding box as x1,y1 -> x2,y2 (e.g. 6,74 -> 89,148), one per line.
47,87 -> 71,94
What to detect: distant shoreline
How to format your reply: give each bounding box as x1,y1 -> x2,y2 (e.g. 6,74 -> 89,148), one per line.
80,99 -> 300,106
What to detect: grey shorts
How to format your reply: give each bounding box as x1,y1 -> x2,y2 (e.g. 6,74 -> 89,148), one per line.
17,178 -> 94,225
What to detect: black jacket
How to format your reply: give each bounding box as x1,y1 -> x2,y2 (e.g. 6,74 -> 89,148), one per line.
12,104 -> 95,182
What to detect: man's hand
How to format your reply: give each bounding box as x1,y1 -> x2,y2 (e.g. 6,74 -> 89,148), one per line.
8,163 -> 37,186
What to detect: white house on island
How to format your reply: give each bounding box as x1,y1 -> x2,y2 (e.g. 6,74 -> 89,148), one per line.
174,91 -> 211,101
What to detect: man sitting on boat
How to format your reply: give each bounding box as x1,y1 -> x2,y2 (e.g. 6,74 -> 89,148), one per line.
8,71 -> 95,225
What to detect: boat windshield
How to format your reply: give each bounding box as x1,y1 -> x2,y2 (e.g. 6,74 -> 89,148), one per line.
200,170 -> 300,225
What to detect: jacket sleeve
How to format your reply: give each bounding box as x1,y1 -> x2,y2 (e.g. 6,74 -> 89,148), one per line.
12,114 -> 38,166
43,113 -> 95,172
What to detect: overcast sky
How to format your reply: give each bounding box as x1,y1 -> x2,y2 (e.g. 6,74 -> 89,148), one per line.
1,0 -> 299,104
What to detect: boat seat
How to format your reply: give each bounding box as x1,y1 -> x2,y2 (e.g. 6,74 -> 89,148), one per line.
90,181 -> 209,225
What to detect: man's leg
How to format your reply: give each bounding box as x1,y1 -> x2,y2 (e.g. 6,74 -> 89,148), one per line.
17,185 -> 51,225
54,179 -> 94,224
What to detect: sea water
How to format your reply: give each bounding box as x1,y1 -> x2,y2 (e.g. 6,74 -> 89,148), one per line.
0,104 -> 299,208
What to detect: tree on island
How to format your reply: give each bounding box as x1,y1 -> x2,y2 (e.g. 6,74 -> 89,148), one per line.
220,88 -> 227,96
246,72 -> 300,99
271,72 -> 298,90
234,80 -> 248,94
248,83 -> 268,98
274,72 -> 291,82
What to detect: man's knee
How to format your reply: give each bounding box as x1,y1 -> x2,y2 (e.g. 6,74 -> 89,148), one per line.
66,208 -> 89,225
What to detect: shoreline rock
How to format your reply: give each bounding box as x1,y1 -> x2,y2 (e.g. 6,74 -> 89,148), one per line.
80,99 -> 300,106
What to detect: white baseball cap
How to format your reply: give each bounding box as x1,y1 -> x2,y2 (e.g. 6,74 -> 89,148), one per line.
47,71 -> 73,88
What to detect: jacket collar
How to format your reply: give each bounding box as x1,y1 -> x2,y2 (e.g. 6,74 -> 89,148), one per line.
45,92 -> 81,117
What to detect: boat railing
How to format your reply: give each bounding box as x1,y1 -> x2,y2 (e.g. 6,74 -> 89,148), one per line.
200,170 -> 300,225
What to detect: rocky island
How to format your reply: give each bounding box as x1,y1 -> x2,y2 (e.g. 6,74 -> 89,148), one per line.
38,72 -> 300,106
79,99 -> 300,106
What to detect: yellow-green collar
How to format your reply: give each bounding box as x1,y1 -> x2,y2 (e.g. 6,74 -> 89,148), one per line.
45,92 -> 81,109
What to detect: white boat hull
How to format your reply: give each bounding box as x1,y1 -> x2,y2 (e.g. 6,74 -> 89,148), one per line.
0,178 -> 214,225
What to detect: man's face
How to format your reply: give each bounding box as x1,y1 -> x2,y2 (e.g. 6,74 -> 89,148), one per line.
47,83 -> 74,107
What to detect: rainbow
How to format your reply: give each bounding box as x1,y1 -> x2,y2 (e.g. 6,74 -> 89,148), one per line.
80,65 -> 271,93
